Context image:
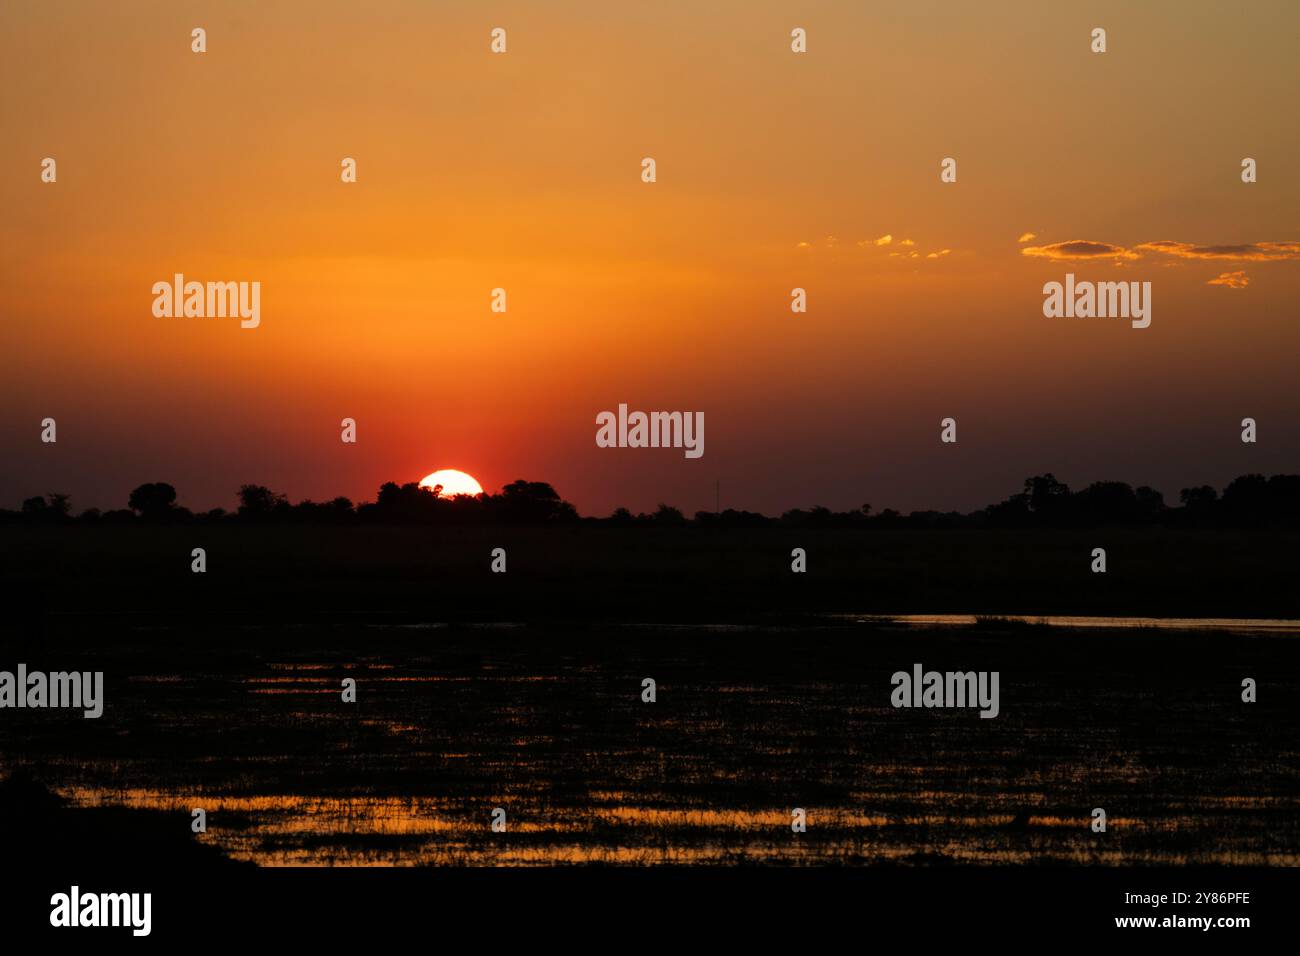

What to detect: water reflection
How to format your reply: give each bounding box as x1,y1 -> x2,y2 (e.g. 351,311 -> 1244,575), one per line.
6,621 -> 1297,866
833,614 -> 1300,632
60,784 -> 1298,866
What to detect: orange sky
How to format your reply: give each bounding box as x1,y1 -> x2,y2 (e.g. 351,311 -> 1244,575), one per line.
2,1 -> 1298,515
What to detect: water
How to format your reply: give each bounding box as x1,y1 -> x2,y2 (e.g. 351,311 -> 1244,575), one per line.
4,618 -> 1298,866
832,615 -> 1300,633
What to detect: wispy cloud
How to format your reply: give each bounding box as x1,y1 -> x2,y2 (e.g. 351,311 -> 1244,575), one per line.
796,236 -> 840,250
857,234 -> 917,248
852,236 -> 925,254
1017,232 -> 1036,243
1135,241 -> 1300,262
927,249 -> 951,259
1022,238 -> 1300,263
1207,270 -> 1250,288
1020,240 -> 1139,261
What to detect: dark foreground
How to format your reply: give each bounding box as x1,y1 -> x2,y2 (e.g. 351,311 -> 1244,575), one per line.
2,526 -> 1296,939
2,617 -> 1296,867
3,525 -> 1300,620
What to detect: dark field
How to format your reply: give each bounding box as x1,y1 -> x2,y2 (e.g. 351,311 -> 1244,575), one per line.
2,617 -> 1297,866
2,525 -> 1300,620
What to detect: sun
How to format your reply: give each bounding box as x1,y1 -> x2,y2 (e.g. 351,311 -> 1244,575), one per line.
418,469 -> 484,498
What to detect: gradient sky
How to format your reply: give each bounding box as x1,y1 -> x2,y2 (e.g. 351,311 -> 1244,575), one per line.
2,1 -> 1298,516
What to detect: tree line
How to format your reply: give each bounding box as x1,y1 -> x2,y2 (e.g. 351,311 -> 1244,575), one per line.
5,473 -> 1300,529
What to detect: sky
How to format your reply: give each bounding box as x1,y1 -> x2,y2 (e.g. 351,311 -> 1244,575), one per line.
2,1 -> 1298,517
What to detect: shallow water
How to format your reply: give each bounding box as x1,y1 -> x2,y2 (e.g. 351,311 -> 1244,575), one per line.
834,615 -> 1300,633
4,621 -> 1299,866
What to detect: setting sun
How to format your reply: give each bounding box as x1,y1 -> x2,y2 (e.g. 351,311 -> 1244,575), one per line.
418,469 -> 484,498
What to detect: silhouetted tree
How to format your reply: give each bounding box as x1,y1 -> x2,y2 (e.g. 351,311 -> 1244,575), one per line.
20,494 -> 70,521
1023,474 -> 1071,524
372,482 -> 436,522
128,482 -> 178,519
1074,481 -> 1139,525
651,503 -> 687,525
1134,486 -> 1165,522
1221,473 -> 1268,524
984,493 -> 1030,527
238,484 -> 289,519
491,480 -> 578,523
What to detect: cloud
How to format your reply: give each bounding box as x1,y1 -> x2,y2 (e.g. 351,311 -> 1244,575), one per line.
1021,237 -> 1300,272
857,235 -> 918,250
1207,270 -> 1250,288
1135,241 -> 1300,262
926,249 -> 951,259
1020,240 -> 1139,261
1017,232 -> 1036,243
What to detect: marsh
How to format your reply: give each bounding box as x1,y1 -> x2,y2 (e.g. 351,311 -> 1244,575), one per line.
2,616 -> 1295,867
